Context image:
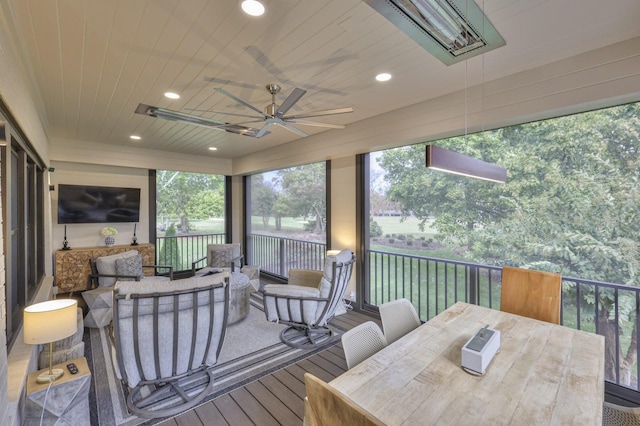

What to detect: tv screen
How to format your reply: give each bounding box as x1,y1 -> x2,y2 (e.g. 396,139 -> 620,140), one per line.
57,184 -> 140,224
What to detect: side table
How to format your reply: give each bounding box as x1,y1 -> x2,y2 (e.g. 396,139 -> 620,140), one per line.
24,357 -> 91,425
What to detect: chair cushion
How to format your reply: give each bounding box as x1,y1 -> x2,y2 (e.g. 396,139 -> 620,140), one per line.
96,250 -> 139,287
320,249 -> 353,298
115,254 -> 143,281
263,284 -> 321,325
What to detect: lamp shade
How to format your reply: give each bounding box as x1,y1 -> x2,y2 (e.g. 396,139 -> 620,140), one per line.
23,299 -> 78,345
326,250 -> 342,257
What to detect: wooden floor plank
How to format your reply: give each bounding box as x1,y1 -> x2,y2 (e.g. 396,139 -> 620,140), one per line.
228,387 -> 280,426
245,380 -> 302,425
272,368 -> 306,397
175,409 -> 203,426
259,373 -> 305,418
306,352 -> 346,377
295,358 -> 336,383
213,394 -> 254,426
194,400 -> 229,425
316,347 -> 348,371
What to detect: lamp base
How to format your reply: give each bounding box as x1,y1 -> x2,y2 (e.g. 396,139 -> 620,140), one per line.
36,368 -> 64,384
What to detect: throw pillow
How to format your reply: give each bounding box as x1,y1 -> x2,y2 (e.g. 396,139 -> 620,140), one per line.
115,255 -> 143,281
96,250 -> 139,286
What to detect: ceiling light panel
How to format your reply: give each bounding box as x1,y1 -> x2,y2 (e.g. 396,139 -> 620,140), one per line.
364,0 -> 506,65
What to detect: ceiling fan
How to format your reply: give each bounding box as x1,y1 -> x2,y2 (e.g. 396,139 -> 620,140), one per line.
211,83 -> 353,138
134,103 -> 266,137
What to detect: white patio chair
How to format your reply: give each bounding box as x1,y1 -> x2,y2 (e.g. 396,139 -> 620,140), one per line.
341,321 -> 387,370
378,298 -> 421,344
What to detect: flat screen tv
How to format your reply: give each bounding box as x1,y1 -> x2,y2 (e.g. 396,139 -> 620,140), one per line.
57,184 -> 140,224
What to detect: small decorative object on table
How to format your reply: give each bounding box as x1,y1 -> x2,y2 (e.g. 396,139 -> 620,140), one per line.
131,223 -> 138,246
100,227 -> 118,247
62,225 -> 71,250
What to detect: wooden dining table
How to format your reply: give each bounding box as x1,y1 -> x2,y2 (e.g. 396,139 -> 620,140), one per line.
330,302 -> 605,425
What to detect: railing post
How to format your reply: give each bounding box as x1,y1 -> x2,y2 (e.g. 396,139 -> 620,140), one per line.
279,238 -> 286,277
469,266 -> 478,305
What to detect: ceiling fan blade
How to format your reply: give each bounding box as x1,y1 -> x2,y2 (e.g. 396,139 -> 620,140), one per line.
283,107 -> 353,119
135,103 -> 228,126
215,88 -> 267,117
286,119 -> 346,129
184,108 -> 263,119
255,123 -> 273,138
275,88 -> 307,118
276,121 -> 308,137
203,77 -> 262,90
135,104 -> 261,138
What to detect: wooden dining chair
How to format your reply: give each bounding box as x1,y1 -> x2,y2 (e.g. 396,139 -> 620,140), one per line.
500,266 -> 562,324
304,373 -> 385,426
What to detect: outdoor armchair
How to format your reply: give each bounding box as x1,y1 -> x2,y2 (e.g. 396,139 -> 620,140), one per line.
191,243 -> 244,275
111,273 -> 230,418
263,249 -> 355,349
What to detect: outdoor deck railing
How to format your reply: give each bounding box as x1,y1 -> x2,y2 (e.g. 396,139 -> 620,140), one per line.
247,233 -> 327,278
155,233 -> 225,272
156,233 -> 639,391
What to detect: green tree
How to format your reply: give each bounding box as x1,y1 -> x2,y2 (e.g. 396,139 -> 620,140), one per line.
251,174 -> 277,229
160,222 -> 181,269
157,171 -> 224,233
278,163 -> 326,234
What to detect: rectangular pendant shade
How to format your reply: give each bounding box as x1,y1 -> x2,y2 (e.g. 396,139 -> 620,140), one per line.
425,145 -> 507,183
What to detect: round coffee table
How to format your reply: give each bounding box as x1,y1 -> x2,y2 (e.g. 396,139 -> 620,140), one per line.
228,272 -> 251,324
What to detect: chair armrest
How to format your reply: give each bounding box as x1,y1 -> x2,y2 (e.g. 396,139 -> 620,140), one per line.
90,272 -> 142,282
289,270 -> 323,288
143,264 -> 174,280
192,256 -> 207,275
230,254 -> 244,272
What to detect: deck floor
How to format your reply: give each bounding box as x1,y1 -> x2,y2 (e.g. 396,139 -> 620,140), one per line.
162,298 -> 378,426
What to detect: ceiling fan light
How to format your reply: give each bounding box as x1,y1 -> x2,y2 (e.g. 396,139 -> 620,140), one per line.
241,0 -> 265,17
376,72 -> 392,82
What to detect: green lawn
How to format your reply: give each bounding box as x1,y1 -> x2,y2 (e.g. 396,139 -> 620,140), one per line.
373,215 -> 437,238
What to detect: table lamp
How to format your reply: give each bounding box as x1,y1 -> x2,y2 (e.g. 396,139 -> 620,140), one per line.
23,299 -> 78,384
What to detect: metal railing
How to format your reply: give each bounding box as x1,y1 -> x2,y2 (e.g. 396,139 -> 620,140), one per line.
368,248 -> 640,392
247,233 -> 327,278
155,233 -> 225,272
156,234 -> 639,391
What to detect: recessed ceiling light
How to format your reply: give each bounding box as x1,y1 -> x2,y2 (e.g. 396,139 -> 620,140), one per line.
130,135 -> 141,140
164,92 -> 180,99
208,147 -> 218,151
376,73 -> 392,82
240,0 -> 265,17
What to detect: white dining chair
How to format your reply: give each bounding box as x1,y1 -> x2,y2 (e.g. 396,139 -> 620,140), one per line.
379,298 -> 421,344
603,401 -> 640,425
341,321 -> 387,370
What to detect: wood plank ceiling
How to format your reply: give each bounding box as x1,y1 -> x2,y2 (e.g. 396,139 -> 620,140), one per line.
4,0 -> 640,159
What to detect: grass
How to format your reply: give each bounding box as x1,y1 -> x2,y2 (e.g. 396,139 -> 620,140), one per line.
373,215 -> 437,239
